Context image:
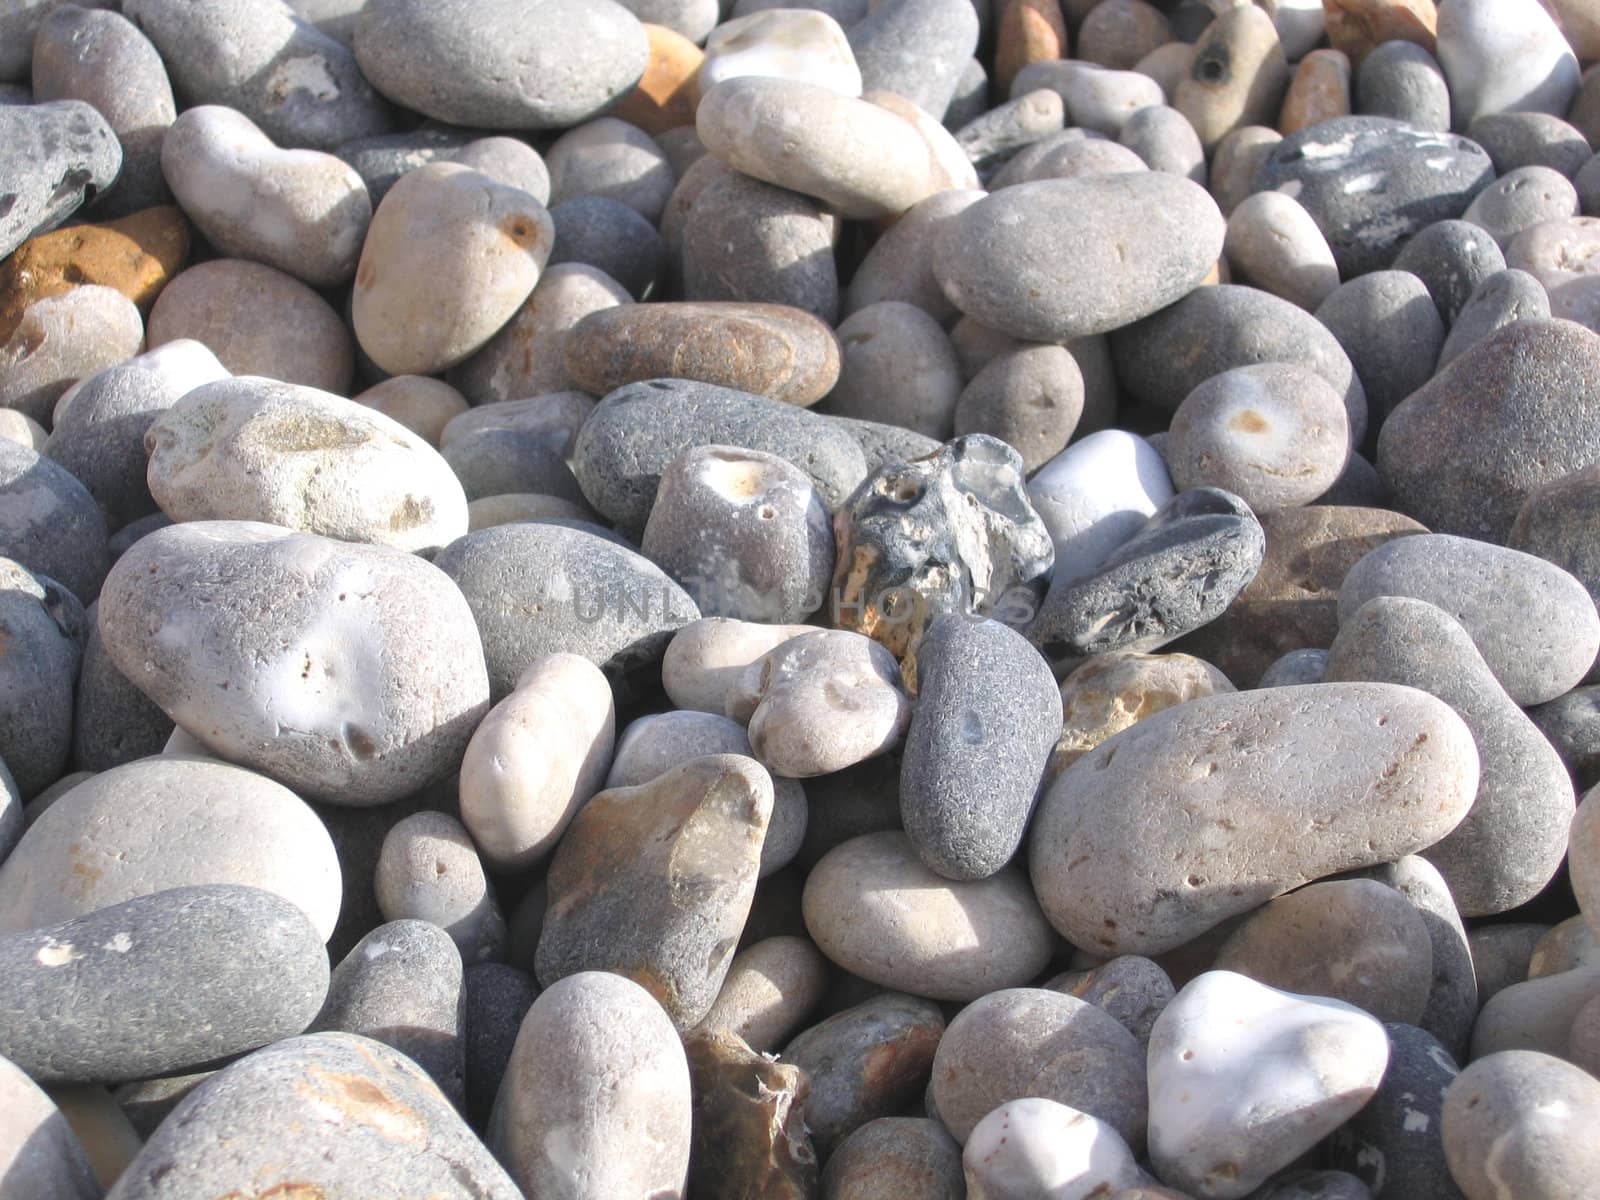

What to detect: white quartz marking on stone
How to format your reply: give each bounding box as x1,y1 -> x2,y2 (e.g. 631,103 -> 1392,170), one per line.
1402,1107 -> 1431,1132
35,940 -> 81,967
1534,1099 -> 1572,1119
269,55 -> 340,103
1343,172 -> 1385,194
102,933 -> 134,953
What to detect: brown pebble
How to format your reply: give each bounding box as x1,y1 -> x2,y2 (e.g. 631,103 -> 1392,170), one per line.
1077,0 -> 1172,71
1324,0 -> 1438,64
822,1117 -> 964,1200
613,23 -> 704,136
1279,49 -> 1353,135
685,1029 -> 817,1200
996,0 -> 1070,94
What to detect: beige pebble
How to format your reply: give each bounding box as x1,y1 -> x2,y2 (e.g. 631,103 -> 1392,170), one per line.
0,286 -> 144,426
1470,966 -> 1600,1062
1223,190 -> 1342,311
0,408 -> 48,451
375,809 -> 506,965
1175,4 -> 1291,152
698,7 -> 862,99
1209,124 -> 1283,215
1078,0 -> 1172,70
350,375 -> 469,447
694,934 -> 829,1052
662,617 -> 814,715
820,300 -> 963,439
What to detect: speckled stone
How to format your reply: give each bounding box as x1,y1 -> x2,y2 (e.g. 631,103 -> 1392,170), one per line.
1174,4 -> 1290,151
848,0 -> 979,120
0,100 -> 121,260
844,190 -> 985,321
1436,268 -> 1549,369
662,618 -> 814,715
952,342 -> 1085,473
1462,166 -> 1579,249
1435,0 -> 1578,129
0,560 -> 80,800
72,609 -> 174,771
820,301 -> 963,440
0,439 -> 110,605
1047,955 -> 1176,1050
544,116 -> 674,224
1391,218 -> 1506,326
1315,270 -> 1445,428
460,962 -> 536,1130
375,811 -> 505,965
822,1117 -> 964,1200
1355,39 -> 1450,130
440,427 -> 586,505
1469,113 -> 1591,178
695,935 -> 827,1053
1223,190 -> 1340,311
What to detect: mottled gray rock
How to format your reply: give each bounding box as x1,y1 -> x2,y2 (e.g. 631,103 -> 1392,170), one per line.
109,1032 -> 520,1198
0,100 -> 120,260
547,195 -> 664,300
1120,103 -> 1207,185
821,301 -> 962,440
1047,955 -> 1176,1050
1172,3 -> 1289,152
1530,685 -> 1600,790
822,1117 -> 964,1200
1468,112 -> 1592,178
987,126 -> 1148,190
462,962 -> 536,1129
0,285 -> 146,427
1471,924 -> 1551,1002
847,0 -> 978,121
1316,270 -> 1445,430
571,379 -> 867,537
0,440 -> 110,605
433,521 -> 698,697
1391,219 -> 1507,326
843,190 -> 984,322
1355,39 -> 1451,130
545,116 -> 673,224
72,609 -> 173,772
0,885 -> 327,1084
440,428 -> 585,506
1436,269 -> 1549,368
0,560 -> 80,800
952,342 -> 1085,473
1508,463 -> 1600,671
900,615 -> 1061,881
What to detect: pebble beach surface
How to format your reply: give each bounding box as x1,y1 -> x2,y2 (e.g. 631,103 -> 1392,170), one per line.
6,0 -> 1600,1197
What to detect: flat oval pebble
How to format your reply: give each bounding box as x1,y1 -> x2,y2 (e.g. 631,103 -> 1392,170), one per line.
1223,190 -> 1341,311
802,830 -> 1055,1001
0,885 -> 328,1084
1029,682 -> 1479,956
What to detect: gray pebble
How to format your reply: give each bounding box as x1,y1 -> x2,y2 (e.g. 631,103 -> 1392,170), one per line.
843,189 -> 983,322
1461,165 -> 1579,248
954,88 -> 1066,180
0,757 -> 18,867
847,0 -> 979,121
1391,218 -> 1507,326
1315,270 -> 1444,432
1468,111 -> 1593,177
1529,685 -> 1600,790
1436,268 -> 1549,368
1470,924 -> 1549,1003
0,1051 -> 101,1200
1047,955 -> 1176,1050
821,301 -> 963,439
450,136 -> 550,204
0,559 -> 81,798
462,962 -> 536,1130
0,100 -> 120,260
440,428 -> 586,505
944,55 -> 990,128
545,116 -> 674,225
547,195 -> 665,300
0,439 -> 109,605
822,1117 -> 964,1200
375,810 -> 505,966
1508,462 -> 1600,672
1257,647 -> 1329,687
826,415 -> 943,474
1354,40 -> 1451,131
72,607 -> 173,772
952,342 -> 1085,473
1249,1171 -> 1373,1200
1119,102 -> 1207,184
1577,152 -> 1600,216
334,126 -> 477,206
988,127 -> 1146,191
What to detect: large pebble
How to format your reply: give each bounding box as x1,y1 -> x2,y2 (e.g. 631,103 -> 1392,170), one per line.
1,286 -> 145,427
0,100 -> 121,260
0,755 -> 340,941
1392,218 -> 1505,326
1174,5 -> 1289,151
844,189 -> 985,321
1434,0 -> 1578,128
848,0 -> 979,120
488,972 -> 691,1199
1354,39 -> 1450,130
0,885 -> 328,1084
932,173 -> 1224,342
1148,971 -> 1390,1199
98,521 -> 490,805
822,301 -> 963,439
695,935 -> 827,1053
661,617 -> 813,715
544,116 -> 673,224
953,341 -> 1085,472
1029,683 -> 1479,956
698,8 -> 862,98
802,831 -> 1055,1001
1223,190 -> 1340,310
1315,270 -> 1445,426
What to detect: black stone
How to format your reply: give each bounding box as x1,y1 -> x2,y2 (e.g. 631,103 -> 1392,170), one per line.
463,961 -> 537,1130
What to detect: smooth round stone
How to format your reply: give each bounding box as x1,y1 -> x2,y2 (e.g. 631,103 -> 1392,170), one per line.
439,392 -> 592,457
147,258 -> 352,393
457,653 -> 613,874
847,0 -> 979,120
1469,966 -> 1600,1061
1111,284 -> 1368,445
564,302 -> 838,407
1442,1050 -> 1600,1200
1315,270 -> 1445,426
1079,0 -> 1172,69
1437,268 -> 1549,368
1213,878 -> 1433,1023
100,521 -> 489,804
695,935 -> 827,1053
1435,0 -> 1578,129
1027,487 -> 1266,663
571,378 -> 867,537
933,173 -> 1224,342
1469,113 -> 1592,178
964,1097 -> 1143,1198
699,8 -> 859,98
116,1031 -> 519,1198
350,375 -> 468,448
824,1117 -> 964,1200
0,1053 -> 100,1200
1209,125 -> 1283,216
354,0 -> 645,129
353,163 -> 552,378
844,190 -> 985,322
931,987 -> 1147,1148
537,755 -> 770,1028
1030,683 -> 1479,957
1508,462 -> 1600,643
1530,686 -> 1600,793
0,885 -> 328,1084
1326,595 -> 1576,914
1174,5 -> 1290,151
1280,48 -> 1355,134
310,919 -> 465,1107
661,617 -> 813,715
821,301 -> 962,439
332,126 -> 476,204
1323,0 -> 1434,63
901,615 -> 1061,881
987,131 -> 1147,188
1252,116 -> 1495,278
1118,104 -> 1206,186
1149,972 -> 1388,1200
1027,429 -> 1174,581
1167,364 -> 1349,511
439,427 -> 585,505
1009,61 -> 1166,139
1224,190 -> 1340,311
544,117 -> 673,225
0,440 -> 109,605
1,285 -> 145,427
1533,918 -> 1600,978
1355,39 -> 1451,130
445,136 -> 551,204
375,810 -> 504,964
1462,165 -> 1579,247
683,170 -> 839,324
1572,789 -> 1600,932
434,521 -> 698,695
545,194 -> 666,300
953,342 -> 1085,473
0,100 -> 121,260
781,991 -> 944,1158
1392,218 -> 1506,327
145,377 -> 468,553
802,831 -> 1055,1002
0,409 -> 45,451
1257,647 -> 1328,687
1338,532 -> 1600,706
0,755 -> 339,941
696,76 -> 933,220
0,560 -> 79,799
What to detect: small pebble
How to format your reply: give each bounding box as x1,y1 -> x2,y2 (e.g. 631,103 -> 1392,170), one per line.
374,811 -> 506,965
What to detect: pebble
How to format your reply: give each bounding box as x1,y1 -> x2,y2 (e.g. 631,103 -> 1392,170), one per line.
822,301 -> 963,438
781,991 -> 945,1157
1079,0 -> 1171,70
823,1117 -> 964,1200
965,1097 -> 1144,1198
1469,113 -> 1592,178
802,831 -> 1055,1001
1462,166 -> 1579,248
374,811 -> 506,965
0,1052 -> 101,1200
848,0 -> 980,121
1119,103 -> 1208,185
662,617 -> 812,715
1174,4 -> 1289,152
350,375 -> 469,448
1027,428 -> 1174,580
698,7 -> 862,98
0,100 -> 121,260
955,91 -> 1065,183
1471,924 -> 1550,1001
1530,915 -> 1600,979
146,258 -> 353,394
684,1028 -> 817,1199
1,285 -> 145,427
450,136 -> 552,204
1469,966 -> 1600,1060
0,409 -> 45,451
1223,191 -> 1340,311
160,105 -> 371,288
0,439 -> 110,605
0,558 -> 80,800
1437,269 -> 1550,369
995,0 -> 1069,93
1441,1050 -> 1600,1200
1434,0 -> 1578,129
1316,270 -> 1445,426
953,341 -> 1086,472
1337,532 -> 1600,706
1354,39 -> 1451,130
990,128 -> 1149,190
488,971 -> 691,1198
844,190 -> 984,321
1393,219 -> 1507,328
439,391 -> 593,457
461,962 -> 535,1128
1148,972 -> 1389,1199
72,611 -> 174,771
545,117 -> 674,225
1572,789 -> 1600,931
1279,48 -> 1354,135
1010,61 -> 1166,139
695,934 -> 827,1053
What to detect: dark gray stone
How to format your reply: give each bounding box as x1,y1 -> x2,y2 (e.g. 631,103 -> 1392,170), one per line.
1257,647 -> 1328,687
1508,463 -> 1600,665
0,559 -> 82,798
1314,270 -> 1444,433
571,378 -> 868,537
1467,112 -> 1593,178
433,521 -> 699,698
1109,284 -> 1368,446
1327,1022 -> 1464,1200
825,415 -> 943,474
463,961 -> 536,1129
900,615 -> 1061,881
1391,218 -> 1507,326
440,428 -> 587,505
71,605 -> 172,774
944,55 -> 989,130
847,0 -> 979,121
1529,685 -> 1600,790
795,751 -> 903,872
1355,40 -> 1451,131
1046,955 -> 1176,1050
1327,595 -> 1575,916
1436,268 -> 1549,368
1377,318 -> 1600,542
1578,152 -> 1600,216
335,126 -> 478,206
0,99 -> 121,260
310,919 -> 466,1110
0,885 -> 328,1084
0,439 -> 110,606
1252,116 -> 1495,277
548,194 -> 666,300
108,1031 -> 521,1198
1028,487 -> 1265,665
1316,450 -> 1385,507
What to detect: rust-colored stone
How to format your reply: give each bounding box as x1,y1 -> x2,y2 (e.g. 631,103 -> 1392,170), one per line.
1279,49 -> 1353,135
1324,0 -> 1438,64
685,1029 -> 818,1200
613,23 -> 704,135
995,0 -> 1070,94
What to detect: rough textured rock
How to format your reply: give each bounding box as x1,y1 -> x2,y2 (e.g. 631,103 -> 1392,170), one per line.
822,1117 -> 964,1200
684,1029 -> 817,1200
0,101 -> 122,261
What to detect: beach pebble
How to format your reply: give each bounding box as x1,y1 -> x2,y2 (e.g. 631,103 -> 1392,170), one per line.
0,560 -> 80,799
537,754 -> 770,1028
1354,39 -> 1451,130
1029,682 -> 1479,956
1393,218 -> 1505,326
848,0 -> 979,120
439,428 -> 584,505
1223,190 -> 1340,311
1047,955 -> 1176,1051
1472,924 -> 1551,1001
1,286 -> 145,427
1174,5 -> 1290,152
695,935 -> 828,1053
1462,166 -> 1579,248
1027,429 -> 1174,581
844,190 -> 985,321
1437,269 -> 1549,369
698,7 -> 862,98
546,195 -> 667,300
684,1027 -> 818,1199
72,611 -> 174,771
461,962 -> 536,1129
1279,48 -> 1354,134
955,91 -> 1066,182
824,1117 -> 964,1200
802,831 -> 1055,1001
1571,789 -> 1600,932
1315,270 -> 1445,426
147,258 -> 352,394
1009,61 -> 1166,139
1148,971 -> 1390,1199
1434,0 -> 1579,129
349,376 -> 468,448
822,301 -> 963,439
1469,966 -> 1600,1061
0,440 -> 110,605
1209,126 -> 1284,216
964,1097 -> 1145,1200
0,100 -> 121,260
1530,916 -> 1600,978
781,991 -> 944,1158
952,342 -> 1085,473
544,117 -> 673,226
0,410 -> 46,451
352,163 -> 553,378
1441,1050 -> 1600,1200
375,811 -> 505,965
0,1053 -> 101,1200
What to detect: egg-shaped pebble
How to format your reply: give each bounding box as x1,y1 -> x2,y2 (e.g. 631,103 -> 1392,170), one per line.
661,617 -> 814,715
375,811 -> 505,965
1224,190 -> 1341,311
964,1098 -> 1145,1200
695,935 -> 827,1053
1027,429 -> 1174,581
699,7 -> 862,98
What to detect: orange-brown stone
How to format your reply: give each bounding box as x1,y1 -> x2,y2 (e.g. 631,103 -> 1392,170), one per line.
996,0 -> 1070,94
1279,48 -> 1353,134
1324,0 -> 1438,65
613,23 -> 704,135
0,206 -> 189,343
